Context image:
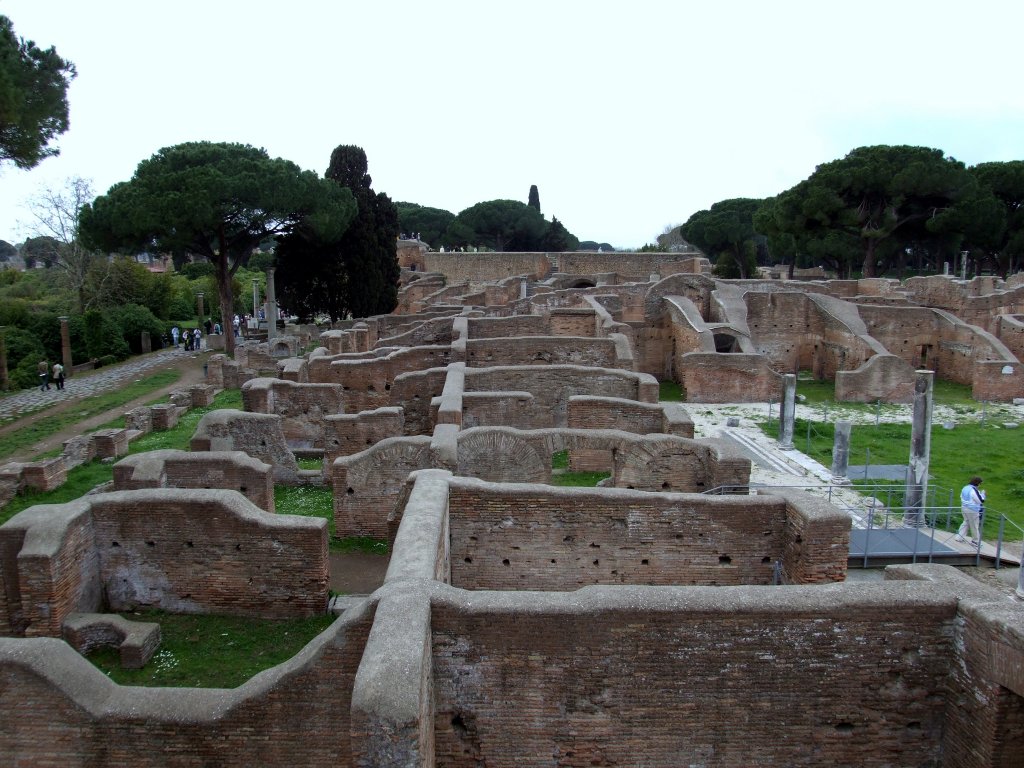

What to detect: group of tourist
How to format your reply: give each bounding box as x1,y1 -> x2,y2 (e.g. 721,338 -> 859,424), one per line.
36,360 -> 64,391
170,325 -> 203,351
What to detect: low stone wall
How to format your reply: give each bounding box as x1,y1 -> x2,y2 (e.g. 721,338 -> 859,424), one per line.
191,409 -> 301,484
241,378 -> 345,449
323,407 -> 405,465
112,449 -> 275,512
835,353 -> 916,402
333,428 -> 751,539
0,489 -> 328,637
465,336 -> 619,368
681,352 -> 783,402
445,479 -> 849,589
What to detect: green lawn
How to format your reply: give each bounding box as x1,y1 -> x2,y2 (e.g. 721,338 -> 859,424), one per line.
758,416 -> 1024,538
273,484 -> 388,554
88,610 -> 335,688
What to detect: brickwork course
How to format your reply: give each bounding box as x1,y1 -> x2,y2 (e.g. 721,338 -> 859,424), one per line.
1,254 -> 1023,765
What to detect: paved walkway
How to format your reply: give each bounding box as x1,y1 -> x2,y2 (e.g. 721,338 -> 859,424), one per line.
0,347 -> 206,423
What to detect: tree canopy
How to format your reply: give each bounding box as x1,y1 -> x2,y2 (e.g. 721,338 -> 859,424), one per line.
969,160 -> 1024,277
681,198 -> 762,279
446,199 -> 552,252
79,141 -> 356,353
276,145 -> 399,322
760,146 -> 1000,278
0,15 -> 76,169
395,202 -> 455,247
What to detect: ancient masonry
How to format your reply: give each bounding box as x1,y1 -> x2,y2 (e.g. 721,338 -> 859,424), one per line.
1,249 -> 1023,766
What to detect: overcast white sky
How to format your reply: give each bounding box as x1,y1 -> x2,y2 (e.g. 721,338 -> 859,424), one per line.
1,0 -> 1022,249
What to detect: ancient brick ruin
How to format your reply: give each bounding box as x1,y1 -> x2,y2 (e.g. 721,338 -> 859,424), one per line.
1,251 -> 1022,765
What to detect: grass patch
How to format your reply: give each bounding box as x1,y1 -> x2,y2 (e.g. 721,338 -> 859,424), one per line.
550,471 -> 610,487
758,416 -> 1024,537
0,369 -> 183,462
659,380 -> 684,401
335,536 -> 389,555
296,456 -> 323,470
87,610 -> 335,688
0,389 -> 243,526
551,450 -> 568,470
273,485 -> 388,553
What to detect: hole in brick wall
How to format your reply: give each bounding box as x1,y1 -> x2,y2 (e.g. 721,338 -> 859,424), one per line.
589,542 -> 600,548
111,541 -> 120,547
550,559 -> 556,563
661,482 -> 670,490
905,721 -> 921,730
835,723 -> 854,733
236,544 -> 242,551
563,535 -> 574,543
764,530 -> 772,536
146,541 -> 155,547
239,486 -> 247,494
502,559 -> 510,566
464,557 -> 472,564
762,556 -> 771,563
795,535 -> 803,544
641,559 -> 649,565
593,559 -> 599,566
367,385 -> 375,392
186,541 -> 194,548
385,383 -> 391,391
347,487 -> 354,495
719,555 -> 732,564
627,485 -> 635,490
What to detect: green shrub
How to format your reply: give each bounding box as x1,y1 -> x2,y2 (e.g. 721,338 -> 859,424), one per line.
84,309 -> 130,361
4,327 -> 46,389
115,304 -> 167,353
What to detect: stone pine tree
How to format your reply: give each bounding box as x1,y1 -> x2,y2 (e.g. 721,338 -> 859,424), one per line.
278,145 -> 400,321
528,184 -> 541,214
0,15 -> 76,169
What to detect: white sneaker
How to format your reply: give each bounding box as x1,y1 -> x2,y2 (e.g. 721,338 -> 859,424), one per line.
955,535 -> 965,542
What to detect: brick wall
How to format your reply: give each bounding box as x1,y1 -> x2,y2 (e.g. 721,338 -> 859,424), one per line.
467,315 -> 547,339
424,252 -> 551,282
0,606 -> 373,766
548,309 -> 598,337
241,378 -> 346,449
0,489 -> 327,636
191,410 -> 300,483
682,352 -> 782,402
323,407 -> 405,464
465,337 -> 618,368
431,583 -> 955,767
445,481 -> 840,590
112,450 -> 275,512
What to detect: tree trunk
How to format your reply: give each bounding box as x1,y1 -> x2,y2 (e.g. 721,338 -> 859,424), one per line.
861,239 -> 877,278
216,226 -> 235,356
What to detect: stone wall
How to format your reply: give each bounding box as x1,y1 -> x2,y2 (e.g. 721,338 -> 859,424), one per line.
0,489 -> 327,636
241,378 -> 345,449
445,480 -> 848,589
191,410 -> 300,483
431,583 -> 954,767
465,336 -> 619,368
424,252 -> 551,282
681,352 -> 783,402
323,407 -> 405,465
112,450 -> 275,512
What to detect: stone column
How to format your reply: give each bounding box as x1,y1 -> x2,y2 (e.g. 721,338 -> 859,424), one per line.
0,326 -> 8,391
904,370 -> 934,527
196,292 -> 205,326
266,266 -> 278,342
831,420 -> 852,482
59,316 -> 73,378
141,331 -> 151,353
778,373 -> 796,449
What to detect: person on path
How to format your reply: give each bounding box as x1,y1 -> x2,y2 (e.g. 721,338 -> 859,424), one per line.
193,327 -> 202,351
37,360 -> 50,391
52,362 -> 65,390
204,318 -> 213,335
957,476 -> 985,544
171,326 -> 180,347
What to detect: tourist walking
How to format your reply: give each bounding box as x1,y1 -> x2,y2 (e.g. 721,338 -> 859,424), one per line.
193,327 -> 202,351
37,360 -> 50,391
957,476 -> 985,544
171,325 -> 180,347
52,362 -> 65,390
